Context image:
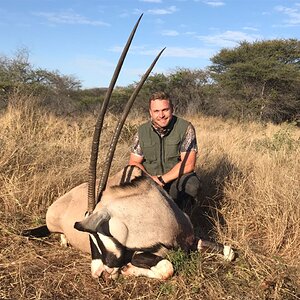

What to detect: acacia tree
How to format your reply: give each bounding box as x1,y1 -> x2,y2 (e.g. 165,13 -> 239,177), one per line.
131,73 -> 169,113
209,39 -> 300,123
128,69 -> 211,115
168,68 -> 211,115
0,49 -> 81,113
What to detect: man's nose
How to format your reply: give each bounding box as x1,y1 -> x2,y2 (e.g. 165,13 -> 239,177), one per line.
159,111 -> 164,118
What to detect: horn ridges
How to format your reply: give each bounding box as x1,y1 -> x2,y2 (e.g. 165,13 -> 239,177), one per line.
96,47 -> 166,203
87,14 -> 143,213
88,14 -> 165,212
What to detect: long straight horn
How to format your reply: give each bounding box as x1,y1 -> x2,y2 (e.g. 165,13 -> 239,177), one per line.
87,14 -> 143,214
96,47 -> 166,204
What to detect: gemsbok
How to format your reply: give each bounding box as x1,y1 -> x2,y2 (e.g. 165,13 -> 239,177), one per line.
22,15 -> 234,280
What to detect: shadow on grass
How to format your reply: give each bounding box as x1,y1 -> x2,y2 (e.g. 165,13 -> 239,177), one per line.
191,154 -> 241,241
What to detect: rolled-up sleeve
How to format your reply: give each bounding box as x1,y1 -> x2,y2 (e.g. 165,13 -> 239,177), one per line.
131,132 -> 143,157
180,124 -> 198,152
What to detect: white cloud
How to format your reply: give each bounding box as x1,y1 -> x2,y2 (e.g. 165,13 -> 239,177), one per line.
147,6 -> 178,15
139,0 -> 162,3
201,1 -> 225,7
110,45 -> 147,54
275,5 -> 300,26
161,30 -> 179,36
33,11 -> 110,26
163,47 -> 213,58
133,8 -> 143,15
154,18 -> 165,25
242,26 -> 259,31
197,30 -> 262,47
109,45 -> 212,58
185,31 -> 197,36
75,57 -> 115,69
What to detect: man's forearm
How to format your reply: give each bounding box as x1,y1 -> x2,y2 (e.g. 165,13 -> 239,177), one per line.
129,151 -> 197,186
129,161 -> 147,173
161,160 -> 195,184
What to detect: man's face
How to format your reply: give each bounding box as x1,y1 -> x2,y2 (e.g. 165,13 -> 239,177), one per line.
149,99 -> 173,128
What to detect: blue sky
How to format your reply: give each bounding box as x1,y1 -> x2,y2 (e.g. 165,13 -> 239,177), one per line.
1,0 -> 299,88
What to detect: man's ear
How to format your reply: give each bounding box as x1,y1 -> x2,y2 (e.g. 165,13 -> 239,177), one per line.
170,104 -> 174,114
149,108 -> 153,119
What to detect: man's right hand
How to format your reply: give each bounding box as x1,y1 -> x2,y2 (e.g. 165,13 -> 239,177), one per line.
151,175 -> 165,187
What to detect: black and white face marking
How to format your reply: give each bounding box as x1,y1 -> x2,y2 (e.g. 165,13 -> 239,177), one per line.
89,233 -> 103,259
98,233 -> 126,268
89,234 -> 104,278
90,232 -> 125,268
89,232 -> 125,278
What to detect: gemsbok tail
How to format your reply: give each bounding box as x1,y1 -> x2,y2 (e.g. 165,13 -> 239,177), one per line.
21,225 -> 51,238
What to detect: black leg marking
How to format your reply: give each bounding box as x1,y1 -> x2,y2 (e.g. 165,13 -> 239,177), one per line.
128,242 -> 171,254
131,252 -> 164,269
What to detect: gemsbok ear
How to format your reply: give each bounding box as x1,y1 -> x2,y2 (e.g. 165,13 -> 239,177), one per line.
74,210 -> 110,234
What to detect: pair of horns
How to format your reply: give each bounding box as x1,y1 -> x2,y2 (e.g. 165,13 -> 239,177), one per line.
87,14 -> 165,213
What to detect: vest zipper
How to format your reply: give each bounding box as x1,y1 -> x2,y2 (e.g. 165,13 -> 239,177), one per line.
159,136 -> 164,174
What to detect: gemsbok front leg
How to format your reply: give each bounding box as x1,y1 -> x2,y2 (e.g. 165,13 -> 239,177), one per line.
121,252 -> 174,280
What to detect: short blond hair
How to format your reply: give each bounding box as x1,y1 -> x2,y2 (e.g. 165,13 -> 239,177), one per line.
149,92 -> 173,108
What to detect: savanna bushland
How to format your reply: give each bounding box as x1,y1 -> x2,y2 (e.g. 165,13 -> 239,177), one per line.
0,40 -> 299,299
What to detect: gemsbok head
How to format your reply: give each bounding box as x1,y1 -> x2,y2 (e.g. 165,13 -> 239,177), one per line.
22,14 -> 234,280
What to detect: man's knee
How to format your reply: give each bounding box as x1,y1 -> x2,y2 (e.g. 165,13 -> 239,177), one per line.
183,173 -> 201,198
168,172 -> 201,202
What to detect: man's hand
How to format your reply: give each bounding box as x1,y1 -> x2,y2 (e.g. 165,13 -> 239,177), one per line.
152,175 -> 165,187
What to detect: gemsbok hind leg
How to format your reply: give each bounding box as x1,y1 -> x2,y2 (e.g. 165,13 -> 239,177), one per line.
121,252 -> 174,280
197,238 -> 235,261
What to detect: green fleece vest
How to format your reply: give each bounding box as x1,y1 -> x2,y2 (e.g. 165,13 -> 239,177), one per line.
138,116 -> 190,175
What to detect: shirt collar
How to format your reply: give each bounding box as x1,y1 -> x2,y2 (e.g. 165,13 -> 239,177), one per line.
151,116 -> 176,137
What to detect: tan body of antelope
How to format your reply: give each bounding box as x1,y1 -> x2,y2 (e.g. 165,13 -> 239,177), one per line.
23,165 -> 233,279
22,15 -> 234,280
35,166 -> 195,279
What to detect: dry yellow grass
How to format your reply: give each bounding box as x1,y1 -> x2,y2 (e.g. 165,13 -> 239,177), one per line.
0,93 -> 299,299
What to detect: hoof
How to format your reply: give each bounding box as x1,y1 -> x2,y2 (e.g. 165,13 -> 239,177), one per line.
102,266 -> 120,280
91,259 -> 104,278
101,270 -> 119,281
223,245 -> 235,261
60,234 -> 69,247
121,263 -> 134,276
150,259 -> 174,280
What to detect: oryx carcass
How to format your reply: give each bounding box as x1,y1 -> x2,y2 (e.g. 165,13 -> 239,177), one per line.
22,15 -> 234,280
